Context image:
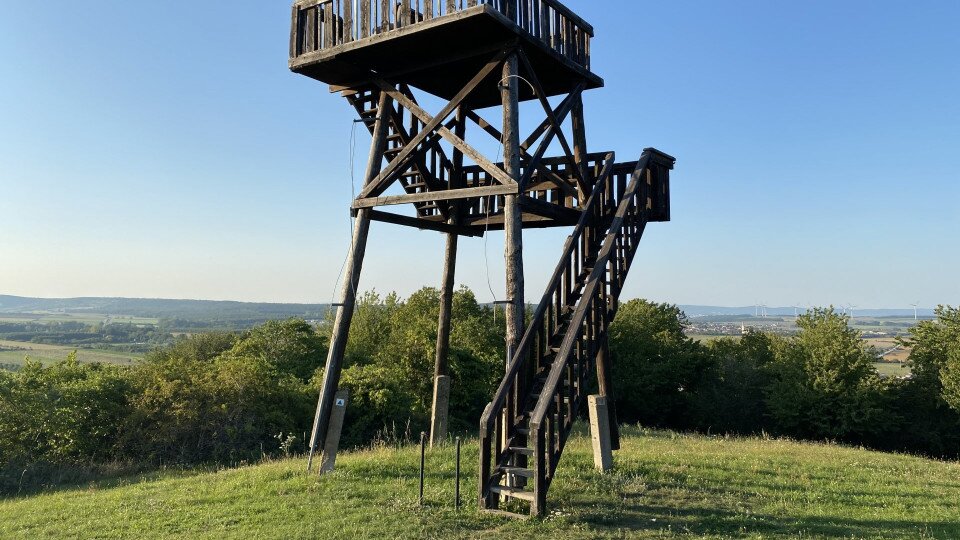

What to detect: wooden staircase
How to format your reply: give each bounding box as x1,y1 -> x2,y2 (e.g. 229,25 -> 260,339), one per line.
478,148 -> 674,517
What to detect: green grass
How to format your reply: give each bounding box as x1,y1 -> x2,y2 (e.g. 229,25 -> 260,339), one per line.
873,361 -> 911,378
0,340 -> 141,367
2,427 -> 958,539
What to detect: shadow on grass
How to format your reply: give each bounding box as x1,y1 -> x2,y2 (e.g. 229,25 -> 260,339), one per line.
586,503 -> 958,538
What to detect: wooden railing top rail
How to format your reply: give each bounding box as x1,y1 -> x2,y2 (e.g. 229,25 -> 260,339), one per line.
479,151 -> 615,435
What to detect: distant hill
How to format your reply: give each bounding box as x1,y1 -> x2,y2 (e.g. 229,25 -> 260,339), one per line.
679,305 -> 936,318
0,295 -> 330,322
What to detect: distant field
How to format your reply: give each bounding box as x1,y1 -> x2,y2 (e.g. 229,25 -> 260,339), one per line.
874,361 -> 911,378
0,339 -> 141,367
0,312 -> 158,326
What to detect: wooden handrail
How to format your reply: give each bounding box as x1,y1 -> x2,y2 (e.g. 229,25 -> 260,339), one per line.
478,152 -> 614,437
528,154 -> 653,433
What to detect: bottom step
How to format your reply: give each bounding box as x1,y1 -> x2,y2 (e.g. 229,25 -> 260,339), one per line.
490,485 -> 536,502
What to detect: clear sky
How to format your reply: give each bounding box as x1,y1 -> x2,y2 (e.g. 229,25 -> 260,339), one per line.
1,1 -> 957,308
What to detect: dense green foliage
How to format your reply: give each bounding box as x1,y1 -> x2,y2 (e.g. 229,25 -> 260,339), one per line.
1,291 -> 958,496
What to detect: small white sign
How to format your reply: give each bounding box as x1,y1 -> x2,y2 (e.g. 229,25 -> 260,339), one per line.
336,398 -> 346,407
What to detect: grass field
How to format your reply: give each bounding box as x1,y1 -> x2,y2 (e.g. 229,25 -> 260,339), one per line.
1,427 -> 957,539
0,340 -> 141,367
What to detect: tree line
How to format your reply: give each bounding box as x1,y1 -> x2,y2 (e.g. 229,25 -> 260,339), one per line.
1,287 -> 958,494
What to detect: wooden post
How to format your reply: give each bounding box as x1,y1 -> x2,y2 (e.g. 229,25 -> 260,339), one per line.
501,52 -> 524,368
319,389 -> 350,473
587,395 -> 613,472
596,336 -> 621,450
430,375 -> 451,447
570,93 -> 588,200
308,91 -> 392,474
430,107 -> 464,447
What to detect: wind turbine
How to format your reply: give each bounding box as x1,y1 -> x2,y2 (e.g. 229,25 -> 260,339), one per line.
848,304 -> 857,319
910,302 -> 919,321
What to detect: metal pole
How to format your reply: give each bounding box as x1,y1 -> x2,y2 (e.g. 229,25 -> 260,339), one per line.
419,431 -> 426,505
455,436 -> 462,510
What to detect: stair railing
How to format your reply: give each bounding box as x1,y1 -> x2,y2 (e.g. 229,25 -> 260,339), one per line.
527,152 -> 657,514
479,151 -> 615,506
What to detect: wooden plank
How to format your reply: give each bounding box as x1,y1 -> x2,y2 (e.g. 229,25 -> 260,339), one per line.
360,1 -> 370,38
519,195 -> 580,223
366,209 -> 482,236
424,0 -> 434,20
354,184 -> 519,209
344,0 -> 354,42
290,5 -> 300,58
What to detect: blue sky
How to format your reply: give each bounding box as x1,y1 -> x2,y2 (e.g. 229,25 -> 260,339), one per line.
1,1 -> 957,308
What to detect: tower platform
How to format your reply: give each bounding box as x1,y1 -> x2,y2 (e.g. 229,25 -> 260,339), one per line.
289,1 -> 603,107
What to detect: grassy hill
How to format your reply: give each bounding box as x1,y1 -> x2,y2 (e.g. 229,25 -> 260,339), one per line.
1,427 -> 957,539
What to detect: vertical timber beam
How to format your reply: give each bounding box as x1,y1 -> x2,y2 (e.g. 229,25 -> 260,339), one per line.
570,93 -> 589,201
502,52 -> 525,366
430,108 -> 466,447
307,90 -> 393,473
596,329 -> 621,450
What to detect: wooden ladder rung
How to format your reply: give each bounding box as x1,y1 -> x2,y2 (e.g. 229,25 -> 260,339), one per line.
498,466 -> 535,479
490,485 -> 536,502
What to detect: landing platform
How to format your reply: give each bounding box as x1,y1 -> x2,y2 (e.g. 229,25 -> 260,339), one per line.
289,3 -> 603,108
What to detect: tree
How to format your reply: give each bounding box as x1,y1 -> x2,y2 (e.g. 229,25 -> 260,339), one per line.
608,300 -> 712,428
766,308 -> 891,442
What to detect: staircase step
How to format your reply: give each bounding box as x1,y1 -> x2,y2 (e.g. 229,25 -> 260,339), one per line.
507,446 -> 533,457
498,466 -> 535,479
490,485 -> 536,503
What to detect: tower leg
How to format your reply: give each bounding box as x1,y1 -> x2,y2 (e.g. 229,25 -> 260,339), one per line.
502,53 -> 524,365
430,107 -> 466,447
595,337 -> 621,450
308,91 -> 393,473
430,231 -> 458,447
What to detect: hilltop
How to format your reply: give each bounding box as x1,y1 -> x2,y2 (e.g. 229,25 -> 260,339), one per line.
1,427 -> 957,539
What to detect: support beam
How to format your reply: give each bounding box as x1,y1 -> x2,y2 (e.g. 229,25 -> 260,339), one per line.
502,53 -> 525,363
431,230 -> 458,446
360,49 -> 511,199
353,184 -> 518,209
366,209 -> 482,237
307,91 -> 392,474
319,390 -> 350,473
588,395 -> 613,472
595,335 -> 621,450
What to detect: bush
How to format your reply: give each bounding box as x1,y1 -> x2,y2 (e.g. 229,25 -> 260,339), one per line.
608,300 -> 713,429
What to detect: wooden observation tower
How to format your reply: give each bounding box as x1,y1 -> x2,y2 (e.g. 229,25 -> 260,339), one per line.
289,0 -> 675,517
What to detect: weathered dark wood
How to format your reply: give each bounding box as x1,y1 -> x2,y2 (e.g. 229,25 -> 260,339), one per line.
375,75 -> 520,188
359,49 -> 511,199
365,209 -> 482,236
354,184 -> 518,209
307,90 -> 392,474
517,49 -> 589,195
595,335 -> 621,450
502,52 -> 524,364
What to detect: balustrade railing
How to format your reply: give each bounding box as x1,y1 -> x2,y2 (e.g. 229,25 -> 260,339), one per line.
290,0 -> 592,70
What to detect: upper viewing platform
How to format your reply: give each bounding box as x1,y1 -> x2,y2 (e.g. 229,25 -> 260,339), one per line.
289,0 -> 603,107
